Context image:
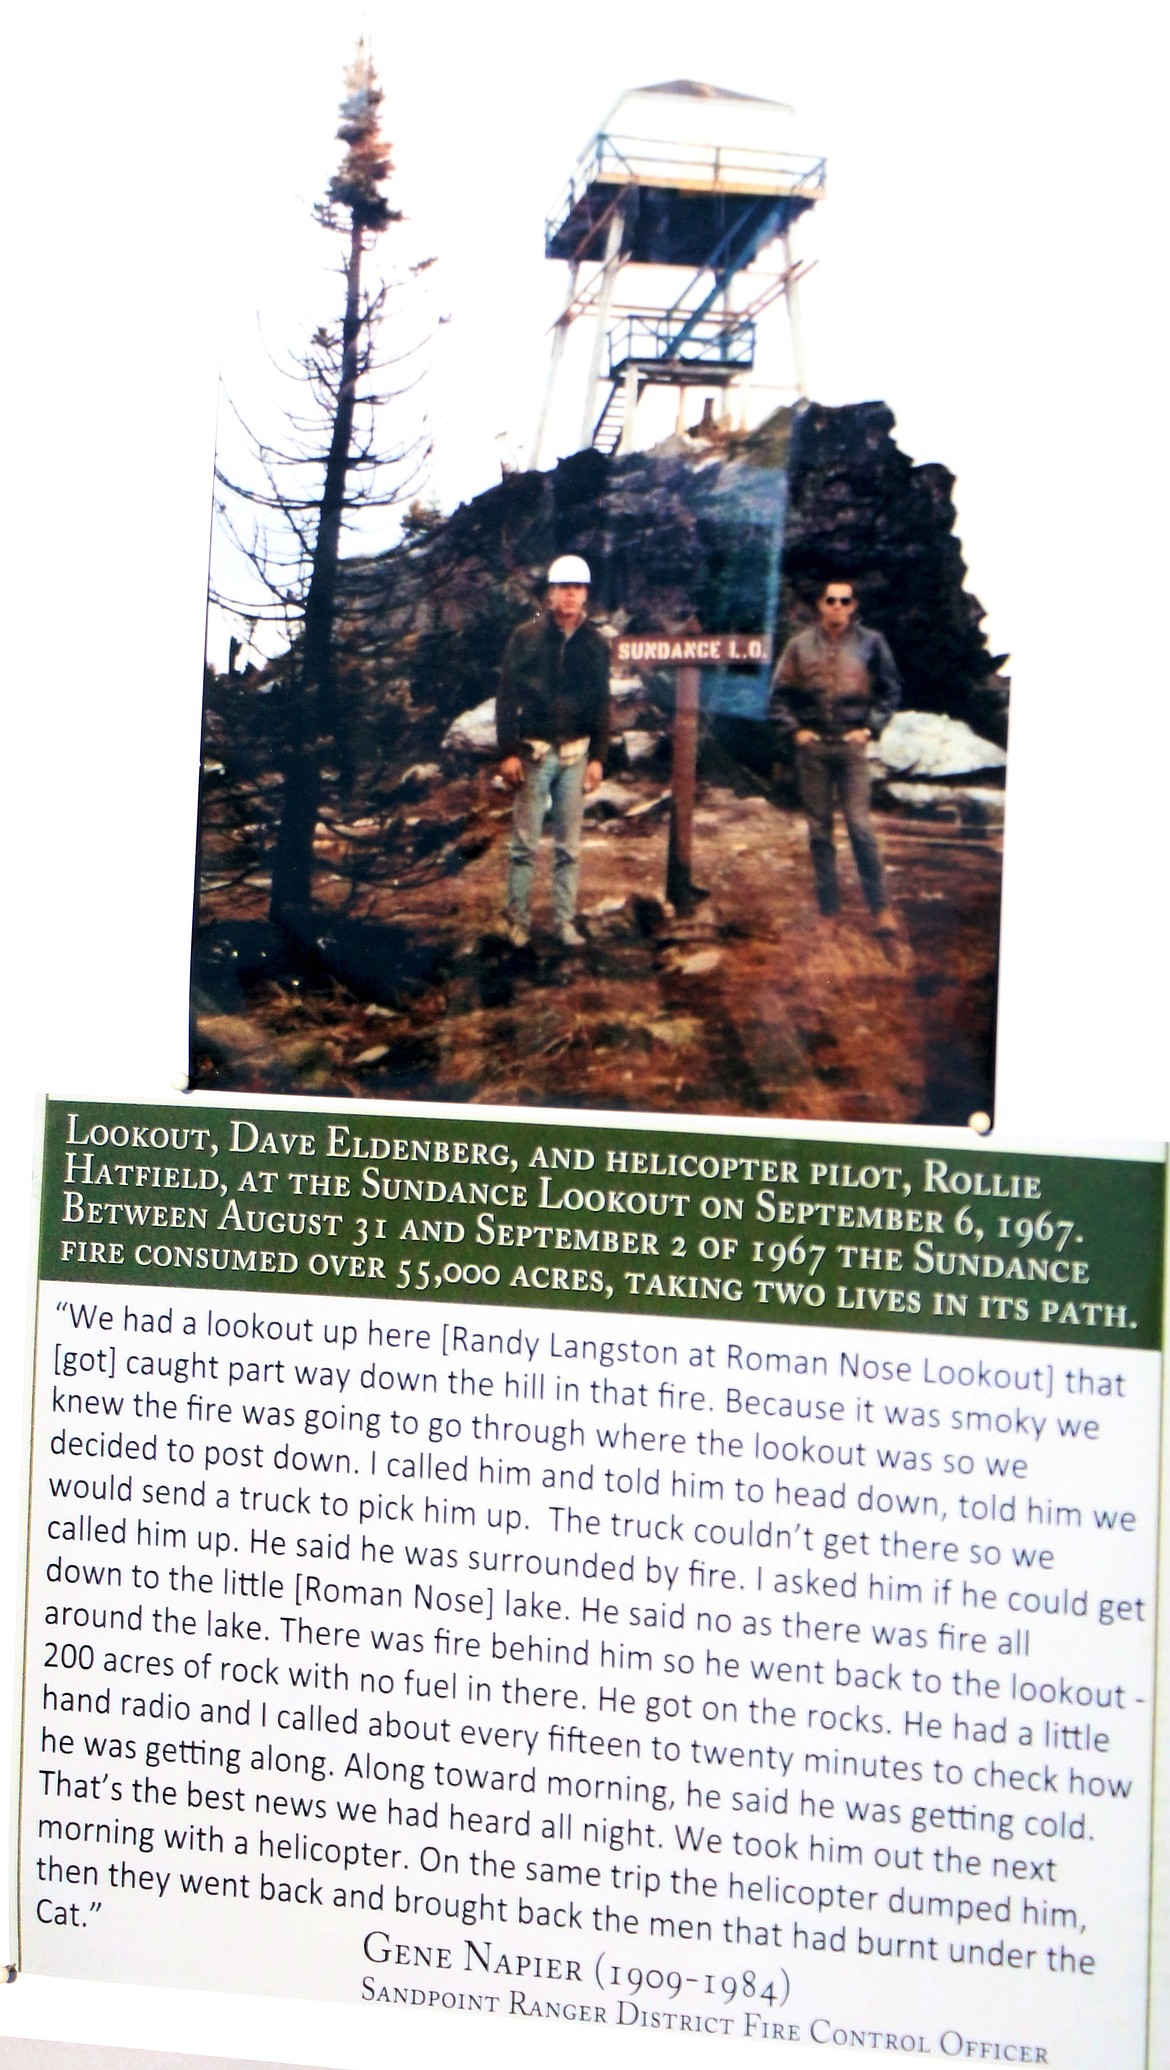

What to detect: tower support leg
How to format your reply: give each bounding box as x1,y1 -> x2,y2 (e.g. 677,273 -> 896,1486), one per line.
531,261 -> 580,471
719,278 -> 734,423
580,205 -> 626,450
782,229 -> 808,399
617,361 -> 640,454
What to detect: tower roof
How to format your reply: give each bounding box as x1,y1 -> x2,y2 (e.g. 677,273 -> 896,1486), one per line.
633,79 -> 795,111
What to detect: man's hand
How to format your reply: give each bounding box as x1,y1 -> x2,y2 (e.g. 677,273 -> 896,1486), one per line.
583,759 -> 603,792
500,755 -> 524,788
844,728 -> 871,744
794,728 -> 817,746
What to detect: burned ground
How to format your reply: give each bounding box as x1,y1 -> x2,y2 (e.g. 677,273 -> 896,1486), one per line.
193,756 -> 999,1125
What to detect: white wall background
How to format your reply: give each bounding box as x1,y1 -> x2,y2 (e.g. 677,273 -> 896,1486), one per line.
0,2 -> 1166,2064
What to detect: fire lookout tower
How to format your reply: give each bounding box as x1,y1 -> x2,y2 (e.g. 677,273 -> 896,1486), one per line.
532,80 -> 825,466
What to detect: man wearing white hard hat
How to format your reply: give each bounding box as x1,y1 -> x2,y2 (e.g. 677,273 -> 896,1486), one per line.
496,554 -> 610,948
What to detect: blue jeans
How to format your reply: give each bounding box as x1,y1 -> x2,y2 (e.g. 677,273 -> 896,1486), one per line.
506,748 -> 587,929
796,737 -> 889,914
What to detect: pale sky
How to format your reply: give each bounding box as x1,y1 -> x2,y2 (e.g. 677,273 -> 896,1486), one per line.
198,0 -> 1115,664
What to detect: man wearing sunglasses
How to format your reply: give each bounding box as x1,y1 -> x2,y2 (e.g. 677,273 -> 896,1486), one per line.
770,579 -> 902,933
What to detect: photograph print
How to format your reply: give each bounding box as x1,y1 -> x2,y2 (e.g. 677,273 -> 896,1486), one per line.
193,53 -> 1008,1127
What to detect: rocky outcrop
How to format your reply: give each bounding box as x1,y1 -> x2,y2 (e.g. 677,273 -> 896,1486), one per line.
781,403 -> 1008,734
320,401 -> 1006,785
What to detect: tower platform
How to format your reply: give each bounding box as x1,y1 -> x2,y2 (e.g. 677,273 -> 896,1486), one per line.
607,314 -> 756,384
545,88 -> 825,269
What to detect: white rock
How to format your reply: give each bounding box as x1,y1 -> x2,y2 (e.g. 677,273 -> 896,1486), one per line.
886,783 -> 1006,824
873,710 -> 1006,780
623,730 -> 661,765
583,780 -> 635,816
442,697 -> 498,755
669,947 -> 723,977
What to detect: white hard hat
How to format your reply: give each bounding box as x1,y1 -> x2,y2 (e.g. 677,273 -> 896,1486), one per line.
547,554 -> 591,586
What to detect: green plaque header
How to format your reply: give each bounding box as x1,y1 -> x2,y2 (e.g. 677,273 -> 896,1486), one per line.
39,1100 -> 1166,1349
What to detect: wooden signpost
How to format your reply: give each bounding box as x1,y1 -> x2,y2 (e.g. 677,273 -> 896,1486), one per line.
613,631 -> 772,914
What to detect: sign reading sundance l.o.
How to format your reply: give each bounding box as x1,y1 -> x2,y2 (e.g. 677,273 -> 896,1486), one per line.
615,631 -> 771,665
615,628 -> 773,909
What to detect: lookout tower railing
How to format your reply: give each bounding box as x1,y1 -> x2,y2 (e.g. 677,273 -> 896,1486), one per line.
546,132 -> 826,261
606,313 -> 756,380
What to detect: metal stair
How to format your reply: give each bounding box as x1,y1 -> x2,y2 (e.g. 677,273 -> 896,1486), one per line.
591,381 -> 628,455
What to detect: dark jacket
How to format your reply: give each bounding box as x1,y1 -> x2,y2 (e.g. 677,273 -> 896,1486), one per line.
770,621 -> 901,742
496,613 -> 611,763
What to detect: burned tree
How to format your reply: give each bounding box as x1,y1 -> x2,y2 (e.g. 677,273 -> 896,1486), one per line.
213,44 -> 430,924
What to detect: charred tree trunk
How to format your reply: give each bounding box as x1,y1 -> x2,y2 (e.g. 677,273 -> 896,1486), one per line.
270,220 -> 364,924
